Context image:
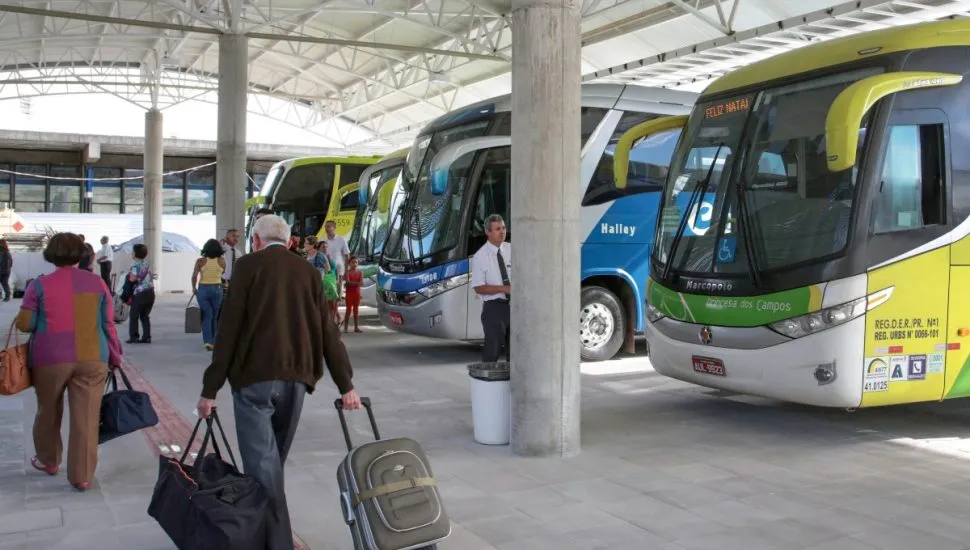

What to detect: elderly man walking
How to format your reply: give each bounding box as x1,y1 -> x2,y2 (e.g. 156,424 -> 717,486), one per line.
196,214 -> 361,550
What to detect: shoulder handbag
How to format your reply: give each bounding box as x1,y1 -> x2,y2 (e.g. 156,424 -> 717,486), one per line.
148,409 -> 270,550
98,365 -> 159,444
0,319 -> 30,395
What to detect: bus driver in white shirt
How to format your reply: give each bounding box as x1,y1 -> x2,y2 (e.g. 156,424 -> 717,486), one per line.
471,214 -> 511,363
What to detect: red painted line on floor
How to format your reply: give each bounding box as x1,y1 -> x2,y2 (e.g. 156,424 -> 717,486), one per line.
121,358 -> 311,550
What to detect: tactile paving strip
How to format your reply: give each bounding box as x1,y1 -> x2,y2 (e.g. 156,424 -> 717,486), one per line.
120,358 -> 311,550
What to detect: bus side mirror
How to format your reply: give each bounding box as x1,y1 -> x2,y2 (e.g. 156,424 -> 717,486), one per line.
613,115 -> 689,189
824,71 -> 961,172
430,168 -> 448,196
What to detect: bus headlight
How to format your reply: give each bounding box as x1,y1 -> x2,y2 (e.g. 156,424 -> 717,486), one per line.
418,273 -> 470,299
646,302 -> 665,323
769,297 -> 867,338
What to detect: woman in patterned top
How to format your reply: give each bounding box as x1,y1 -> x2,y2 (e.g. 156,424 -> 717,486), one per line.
127,244 -> 155,344
16,232 -> 123,491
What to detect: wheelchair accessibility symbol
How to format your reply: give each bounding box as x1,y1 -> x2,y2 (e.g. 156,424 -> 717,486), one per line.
717,237 -> 737,264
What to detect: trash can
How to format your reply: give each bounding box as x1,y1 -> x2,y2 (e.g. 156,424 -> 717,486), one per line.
467,361 -> 511,445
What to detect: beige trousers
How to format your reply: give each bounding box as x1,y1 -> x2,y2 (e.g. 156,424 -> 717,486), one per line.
31,362 -> 108,485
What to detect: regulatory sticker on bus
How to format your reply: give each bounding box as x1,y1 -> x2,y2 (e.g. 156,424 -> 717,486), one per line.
863,379 -> 888,393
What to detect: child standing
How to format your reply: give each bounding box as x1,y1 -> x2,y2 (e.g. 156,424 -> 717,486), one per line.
343,256 -> 363,333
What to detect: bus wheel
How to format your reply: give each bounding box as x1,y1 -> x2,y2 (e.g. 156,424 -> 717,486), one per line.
580,286 -> 625,362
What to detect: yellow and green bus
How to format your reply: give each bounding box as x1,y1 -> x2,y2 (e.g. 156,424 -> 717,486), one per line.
637,19 -> 970,408
244,155 -> 381,245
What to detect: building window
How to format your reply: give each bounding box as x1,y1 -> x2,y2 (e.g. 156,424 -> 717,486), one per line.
0,165 -> 10,204
49,165 -> 81,213
249,172 -> 266,199
92,167 -> 122,213
124,169 -> 144,213
187,167 -> 214,215
164,171 -> 185,215
14,164 -> 47,213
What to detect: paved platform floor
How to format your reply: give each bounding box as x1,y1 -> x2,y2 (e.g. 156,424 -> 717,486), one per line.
5,295 -> 970,549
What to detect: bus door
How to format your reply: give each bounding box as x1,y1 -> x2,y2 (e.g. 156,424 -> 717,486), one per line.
324,164 -> 370,238
859,107 -> 951,405
324,183 -> 361,239
429,136 -> 511,340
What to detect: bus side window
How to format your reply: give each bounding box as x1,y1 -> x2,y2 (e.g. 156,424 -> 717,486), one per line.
873,124 -> 945,234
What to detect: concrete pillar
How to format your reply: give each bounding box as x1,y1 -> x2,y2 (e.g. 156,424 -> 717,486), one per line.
509,0 -> 582,457
143,108 -> 164,292
215,33 -> 248,238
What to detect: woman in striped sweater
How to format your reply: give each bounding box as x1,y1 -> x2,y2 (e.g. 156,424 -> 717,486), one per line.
15,232 -> 123,491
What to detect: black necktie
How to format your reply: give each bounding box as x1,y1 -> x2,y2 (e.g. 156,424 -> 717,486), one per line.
496,247 -> 510,300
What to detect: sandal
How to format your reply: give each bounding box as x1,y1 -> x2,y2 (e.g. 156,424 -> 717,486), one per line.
72,482 -> 91,491
31,456 -> 58,476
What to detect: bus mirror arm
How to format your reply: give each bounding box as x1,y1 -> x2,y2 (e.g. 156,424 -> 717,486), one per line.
613,115 -> 689,190
824,71 -> 962,173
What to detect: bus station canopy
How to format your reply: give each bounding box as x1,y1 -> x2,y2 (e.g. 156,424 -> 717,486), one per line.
0,0 -> 967,150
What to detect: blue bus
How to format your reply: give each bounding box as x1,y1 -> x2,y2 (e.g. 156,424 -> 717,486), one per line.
375,84 -> 698,361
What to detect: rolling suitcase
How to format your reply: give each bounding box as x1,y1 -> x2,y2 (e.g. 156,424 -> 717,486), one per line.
335,397 -> 450,550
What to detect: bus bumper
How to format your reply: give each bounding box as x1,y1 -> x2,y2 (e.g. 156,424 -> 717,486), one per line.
645,316 -> 866,408
377,286 -> 469,340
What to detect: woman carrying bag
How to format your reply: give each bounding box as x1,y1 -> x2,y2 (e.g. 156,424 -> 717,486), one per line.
191,239 -> 226,351
16,232 -> 123,491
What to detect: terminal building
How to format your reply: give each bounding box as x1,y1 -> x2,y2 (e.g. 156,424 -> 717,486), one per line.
0,128 -> 350,246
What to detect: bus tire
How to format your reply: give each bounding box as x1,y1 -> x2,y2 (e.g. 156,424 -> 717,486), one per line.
580,286 -> 625,362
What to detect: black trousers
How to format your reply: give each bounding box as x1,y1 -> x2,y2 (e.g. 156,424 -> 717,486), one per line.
481,299 -> 510,362
232,380 -> 306,550
99,261 -> 113,294
129,288 -> 155,341
0,271 -> 9,300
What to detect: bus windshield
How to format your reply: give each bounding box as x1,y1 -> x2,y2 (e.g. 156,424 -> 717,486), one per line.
383,120 -> 492,262
654,69 -> 878,279
349,164 -> 402,261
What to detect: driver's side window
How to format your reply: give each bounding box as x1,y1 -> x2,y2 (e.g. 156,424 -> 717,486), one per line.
873,123 -> 945,234
469,147 -> 511,251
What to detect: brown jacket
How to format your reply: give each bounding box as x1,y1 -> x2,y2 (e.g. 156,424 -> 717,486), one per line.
201,243 -> 353,399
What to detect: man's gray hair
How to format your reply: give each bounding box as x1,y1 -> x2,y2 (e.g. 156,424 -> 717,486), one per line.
252,214 -> 291,244
485,214 -> 505,231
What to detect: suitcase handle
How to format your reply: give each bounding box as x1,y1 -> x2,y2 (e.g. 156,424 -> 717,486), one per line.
333,397 -> 380,451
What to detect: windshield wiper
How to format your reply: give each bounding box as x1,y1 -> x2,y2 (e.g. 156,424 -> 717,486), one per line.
661,143 -> 725,282
733,176 -> 763,288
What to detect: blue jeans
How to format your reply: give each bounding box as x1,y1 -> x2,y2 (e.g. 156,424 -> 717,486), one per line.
197,284 -> 222,345
233,380 -> 307,550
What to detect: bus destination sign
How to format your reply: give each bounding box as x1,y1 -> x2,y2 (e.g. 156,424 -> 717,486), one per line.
704,97 -> 752,119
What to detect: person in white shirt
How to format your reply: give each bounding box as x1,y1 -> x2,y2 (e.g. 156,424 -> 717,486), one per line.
324,220 -> 350,298
220,228 -> 242,290
95,236 -> 113,293
471,214 -> 511,362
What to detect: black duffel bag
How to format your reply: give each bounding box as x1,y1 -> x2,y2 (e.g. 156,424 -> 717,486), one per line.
148,409 -> 269,550
99,365 -> 159,444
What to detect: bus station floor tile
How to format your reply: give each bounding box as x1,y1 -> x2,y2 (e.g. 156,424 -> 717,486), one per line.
3,295 -> 970,549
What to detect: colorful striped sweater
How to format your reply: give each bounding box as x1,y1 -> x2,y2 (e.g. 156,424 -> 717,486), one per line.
15,267 -> 123,368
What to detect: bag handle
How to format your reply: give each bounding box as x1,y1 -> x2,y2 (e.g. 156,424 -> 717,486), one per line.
178,408 -> 239,471
4,318 -> 20,350
103,365 -> 135,394
333,397 -> 379,452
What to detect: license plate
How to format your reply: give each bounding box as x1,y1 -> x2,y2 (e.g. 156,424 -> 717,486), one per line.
692,355 -> 725,376
389,312 -> 403,325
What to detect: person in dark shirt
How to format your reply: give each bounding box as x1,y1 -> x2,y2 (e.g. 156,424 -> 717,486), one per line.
0,239 -> 12,301
196,214 -> 360,550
